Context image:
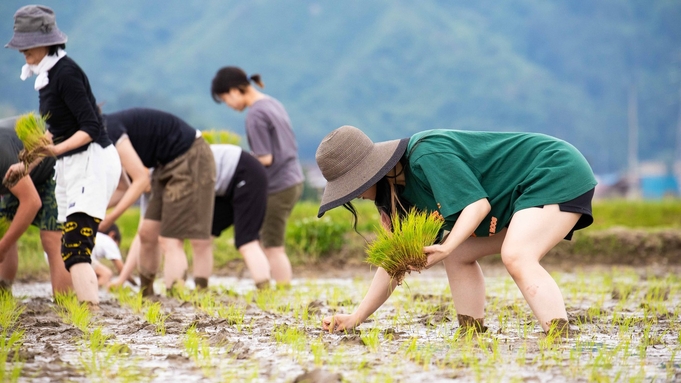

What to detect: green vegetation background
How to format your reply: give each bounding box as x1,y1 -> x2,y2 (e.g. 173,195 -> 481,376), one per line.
14,200 -> 681,281
1,1 -> 680,174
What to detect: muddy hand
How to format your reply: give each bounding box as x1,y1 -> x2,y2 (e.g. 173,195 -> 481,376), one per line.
3,163 -> 27,189
322,314 -> 357,333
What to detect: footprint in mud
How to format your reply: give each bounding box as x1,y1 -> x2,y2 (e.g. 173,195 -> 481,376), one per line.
293,368 -> 342,383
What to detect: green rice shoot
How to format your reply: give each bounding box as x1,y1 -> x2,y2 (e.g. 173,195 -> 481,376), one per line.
366,209 -> 444,284
15,112 -> 49,153
0,217 -> 10,239
202,129 -> 241,145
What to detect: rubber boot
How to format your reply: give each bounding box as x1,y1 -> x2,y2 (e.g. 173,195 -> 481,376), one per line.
457,314 -> 488,334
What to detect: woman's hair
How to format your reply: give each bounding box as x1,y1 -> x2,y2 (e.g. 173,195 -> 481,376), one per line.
343,157 -> 412,234
211,66 -> 264,102
47,44 -> 66,56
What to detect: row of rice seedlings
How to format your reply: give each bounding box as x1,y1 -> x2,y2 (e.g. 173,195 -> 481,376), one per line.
0,291 -> 25,382
183,325 -> 213,376
110,287 -> 168,334
54,292 -> 146,381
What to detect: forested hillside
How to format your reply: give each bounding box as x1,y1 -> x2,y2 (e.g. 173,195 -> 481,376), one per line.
1,0 -> 679,173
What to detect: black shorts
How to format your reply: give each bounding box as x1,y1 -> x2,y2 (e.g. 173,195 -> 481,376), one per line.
536,188 -> 595,240
211,151 -> 268,248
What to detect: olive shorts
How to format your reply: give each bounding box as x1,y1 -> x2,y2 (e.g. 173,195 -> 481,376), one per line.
0,173 -> 61,231
260,183 -> 303,248
145,138 -> 216,239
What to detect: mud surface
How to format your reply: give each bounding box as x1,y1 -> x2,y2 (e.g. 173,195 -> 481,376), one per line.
7,264 -> 681,382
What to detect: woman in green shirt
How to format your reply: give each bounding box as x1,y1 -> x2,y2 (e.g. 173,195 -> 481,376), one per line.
316,126 -> 597,336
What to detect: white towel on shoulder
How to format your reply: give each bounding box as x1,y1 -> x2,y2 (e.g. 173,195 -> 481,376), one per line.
20,49 -> 67,91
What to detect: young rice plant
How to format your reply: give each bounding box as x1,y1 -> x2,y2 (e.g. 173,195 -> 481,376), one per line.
366,209 -> 444,284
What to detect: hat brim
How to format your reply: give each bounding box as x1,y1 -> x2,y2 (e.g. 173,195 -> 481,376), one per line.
317,137 -> 409,217
5,29 -> 67,50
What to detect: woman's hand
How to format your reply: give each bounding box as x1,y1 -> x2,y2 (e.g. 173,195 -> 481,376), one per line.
33,144 -> 57,157
3,163 -> 28,187
423,243 -> 454,268
322,313 -> 360,333
107,277 -> 124,291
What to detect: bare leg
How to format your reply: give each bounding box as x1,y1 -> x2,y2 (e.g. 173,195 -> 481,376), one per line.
263,246 -> 291,284
160,236 -> 188,289
239,240 -> 271,284
501,204 -> 580,331
108,234 -> 141,289
41,230 -> 73,295
190,238 -> 213,280
442,232 -> 505,319
137,219 -> 161,278
0,243 -> 18,290
70,263 -> 99,304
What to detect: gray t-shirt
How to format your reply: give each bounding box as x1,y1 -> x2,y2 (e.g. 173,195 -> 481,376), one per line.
246,97 -> 304,194
210,144 -> 242,197
0,117 -> 55,195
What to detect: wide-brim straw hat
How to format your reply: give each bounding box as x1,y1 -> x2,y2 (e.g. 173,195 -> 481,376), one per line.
316,125 -> 408,217
5,5 -> 67,50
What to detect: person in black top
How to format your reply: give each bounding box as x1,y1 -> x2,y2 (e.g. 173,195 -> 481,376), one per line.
102,108 -> 215,296
6,5 -> 121,307
0,117 -> 72,295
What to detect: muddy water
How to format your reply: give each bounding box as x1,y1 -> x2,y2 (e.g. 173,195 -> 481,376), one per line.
8,265 -> 681,382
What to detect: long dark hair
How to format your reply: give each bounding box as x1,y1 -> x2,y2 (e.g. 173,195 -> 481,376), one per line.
211,66 -> 264,102
343,157 -> 412,234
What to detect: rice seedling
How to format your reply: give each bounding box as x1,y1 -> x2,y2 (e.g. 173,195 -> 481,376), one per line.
144,302 -> 168,335
14,112 -> 49,153
0,330 -> 24,383
54,292 -> 91,332
366,209 -> 444,284
360,327 -> 381,351
183,325 -> 213,374
0,291 -> 23,331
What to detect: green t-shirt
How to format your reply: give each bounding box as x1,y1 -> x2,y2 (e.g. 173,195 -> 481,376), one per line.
401,130 -> 597,237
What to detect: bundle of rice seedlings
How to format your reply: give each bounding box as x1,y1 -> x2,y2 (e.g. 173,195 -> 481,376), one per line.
201,129 -> 241,145
0,217 -> 11,239
15,112 -> 50,153
366,209 -> 444,284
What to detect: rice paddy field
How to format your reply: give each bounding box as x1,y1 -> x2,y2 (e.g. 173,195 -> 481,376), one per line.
2,200 -> 681,382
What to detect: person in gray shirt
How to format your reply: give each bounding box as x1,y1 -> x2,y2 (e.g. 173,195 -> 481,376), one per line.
211,67 -> 304,286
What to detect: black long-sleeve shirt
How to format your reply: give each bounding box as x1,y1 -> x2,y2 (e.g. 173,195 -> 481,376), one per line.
38,56 -> 111,158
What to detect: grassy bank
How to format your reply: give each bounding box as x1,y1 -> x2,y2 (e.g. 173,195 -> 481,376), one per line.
12,199 -> 681,281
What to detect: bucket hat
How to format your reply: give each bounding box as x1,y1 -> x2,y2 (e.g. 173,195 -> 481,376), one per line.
5,5 -> 67,50
316,125 -> 408,217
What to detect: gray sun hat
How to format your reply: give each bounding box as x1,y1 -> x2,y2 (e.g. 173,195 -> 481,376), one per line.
5,5 -> 67,50
316,125 -> 409,217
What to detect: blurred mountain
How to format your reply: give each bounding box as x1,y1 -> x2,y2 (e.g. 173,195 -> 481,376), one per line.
1,0 -> 680,173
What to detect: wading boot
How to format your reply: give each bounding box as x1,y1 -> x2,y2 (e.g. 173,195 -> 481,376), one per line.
457,314 -> 488,335
545,318 -> 571,338
194,277 -> 208,290
139,273 -> 155,297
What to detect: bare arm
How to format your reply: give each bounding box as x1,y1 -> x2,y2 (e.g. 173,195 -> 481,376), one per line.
0,176 -> 41,262
255,154 -> 273,167
322,267 -> 399,332
423,198 -> 491,267
107,233 -> 140,290
99,138 -> 149,231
